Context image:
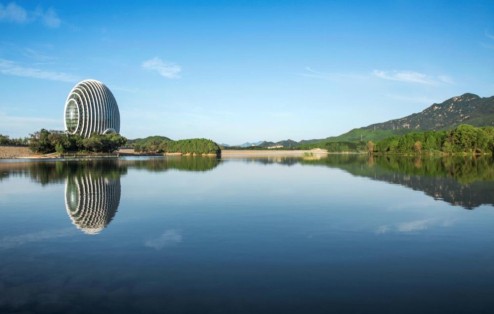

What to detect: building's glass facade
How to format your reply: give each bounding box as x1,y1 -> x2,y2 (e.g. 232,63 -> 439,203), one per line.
63,79 -> 120,138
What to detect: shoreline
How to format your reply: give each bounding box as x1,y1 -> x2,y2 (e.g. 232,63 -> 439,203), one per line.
1,146 -> 329,160
221,149 -> 328,158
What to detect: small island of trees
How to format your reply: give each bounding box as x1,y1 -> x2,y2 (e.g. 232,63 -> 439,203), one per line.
130,136 -> 221,156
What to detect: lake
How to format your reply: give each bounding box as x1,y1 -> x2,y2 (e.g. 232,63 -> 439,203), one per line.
1,155 -> 494,314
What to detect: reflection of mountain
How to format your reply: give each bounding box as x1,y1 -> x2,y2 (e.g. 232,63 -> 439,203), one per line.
302,155 -> 494,209
65,174 -> 121,235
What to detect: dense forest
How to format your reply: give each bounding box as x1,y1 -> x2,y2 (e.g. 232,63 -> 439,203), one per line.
28,129 -> 127,154
299,125 -> 494,155
372,124 -> 494,155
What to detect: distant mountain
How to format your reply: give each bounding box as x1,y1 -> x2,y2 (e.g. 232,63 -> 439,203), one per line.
259,139 -> 299,148
230,93 -> 494,148
237,141 -> 265,148
230,139 -> 301,149
326,93 -> 494,142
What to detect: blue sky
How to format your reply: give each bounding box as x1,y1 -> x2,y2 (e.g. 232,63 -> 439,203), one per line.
0,0 -> 493,144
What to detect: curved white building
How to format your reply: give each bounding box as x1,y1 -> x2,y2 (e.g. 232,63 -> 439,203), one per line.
64,79 -> 120,138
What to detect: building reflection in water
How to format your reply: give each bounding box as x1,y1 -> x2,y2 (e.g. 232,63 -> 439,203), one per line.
65,174 -> 121,235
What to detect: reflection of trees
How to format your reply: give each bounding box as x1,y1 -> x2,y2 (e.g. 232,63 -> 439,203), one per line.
0,160 -> 126,185
303,155 -> 494,209
120,156 -> 220,172
0,156 -> 220,184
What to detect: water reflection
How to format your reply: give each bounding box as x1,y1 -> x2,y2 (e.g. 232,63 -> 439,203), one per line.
0,156 -> 220,184
0,157 -> 221,235
65,173 -> 121,235
1,155 -> 493,215
300,154 -> 494,209
222,155 -> 494,209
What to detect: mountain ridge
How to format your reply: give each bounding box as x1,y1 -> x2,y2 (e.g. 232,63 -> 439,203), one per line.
238,93 -> 494,148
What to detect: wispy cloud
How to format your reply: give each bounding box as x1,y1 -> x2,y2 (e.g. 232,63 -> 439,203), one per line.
485,30 -> 494,40
145,229 -> 183,250
0,2 -> 61,28
142,57 -> 181,79
302,67 -> 366,81
373,70 -> 453,85
481,30 -> 494,49
0,58 -> 79,82
34,6 -> 60,28
22,48 -> 56,62
0,2 -> 27,23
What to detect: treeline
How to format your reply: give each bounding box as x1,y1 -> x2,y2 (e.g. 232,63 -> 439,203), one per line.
29,129 -> 127,154
298,124 -> 494,155
132,136 -> 221,155
0,134 -> 29,146
372,124 -> 494,155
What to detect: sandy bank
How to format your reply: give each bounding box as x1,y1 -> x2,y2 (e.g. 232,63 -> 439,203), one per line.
0,146 -> 35,159
221,149 -> 328,158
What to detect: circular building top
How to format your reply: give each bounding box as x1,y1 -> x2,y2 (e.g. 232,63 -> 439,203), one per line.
64,79 -> 120,138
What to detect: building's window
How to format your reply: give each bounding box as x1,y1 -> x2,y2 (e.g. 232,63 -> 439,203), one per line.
65,100 -> 79,132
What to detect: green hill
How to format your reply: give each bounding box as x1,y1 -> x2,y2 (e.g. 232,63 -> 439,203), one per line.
326,93 -> 494,143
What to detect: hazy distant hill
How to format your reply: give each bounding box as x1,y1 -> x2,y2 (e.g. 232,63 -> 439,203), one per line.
238,141 -> 265,148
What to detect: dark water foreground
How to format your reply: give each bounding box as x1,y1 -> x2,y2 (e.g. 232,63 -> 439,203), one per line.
1,155 -> 494,314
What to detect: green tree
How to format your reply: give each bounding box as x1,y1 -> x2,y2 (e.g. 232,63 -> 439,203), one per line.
29,129 -> 55,153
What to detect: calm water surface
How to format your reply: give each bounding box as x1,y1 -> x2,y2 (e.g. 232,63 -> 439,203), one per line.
1,155 -> 494,314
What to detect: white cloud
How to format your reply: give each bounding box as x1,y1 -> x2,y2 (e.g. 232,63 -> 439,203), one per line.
0,2 -> 60,28
34,6 -> 61,28
145,229 -> 183,250
373,70 -> 453,85
0,58 -> 79,82
142,57 -> 181,79
0,2 -> 27,23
